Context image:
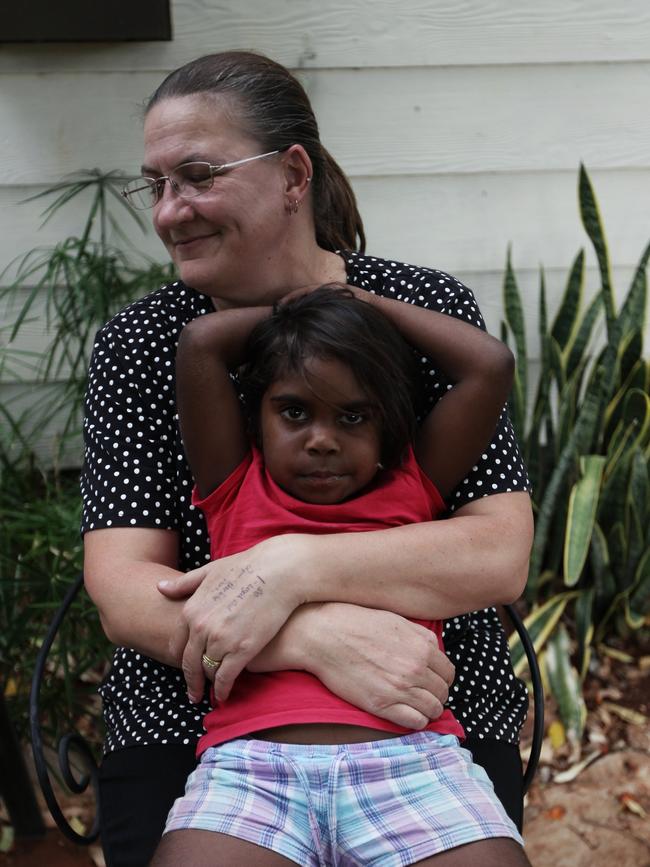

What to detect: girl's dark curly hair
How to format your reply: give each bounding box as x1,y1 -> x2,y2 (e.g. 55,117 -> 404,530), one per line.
239,285 -> 417,468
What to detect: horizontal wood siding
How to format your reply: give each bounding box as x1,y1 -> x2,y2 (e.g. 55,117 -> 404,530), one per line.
1,0 -> 650,72
1,0 -> 648,465
4,64 -> 650,184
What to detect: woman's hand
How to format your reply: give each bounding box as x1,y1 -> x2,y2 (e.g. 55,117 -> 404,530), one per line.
158,535 -> 309,703
248,602 -> 455,729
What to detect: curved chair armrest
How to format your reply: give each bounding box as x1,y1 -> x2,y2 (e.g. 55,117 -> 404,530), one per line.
29,572 -> 100,845
504,603 -> 544,793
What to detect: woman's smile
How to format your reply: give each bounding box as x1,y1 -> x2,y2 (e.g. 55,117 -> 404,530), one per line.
172,232 -> 222,256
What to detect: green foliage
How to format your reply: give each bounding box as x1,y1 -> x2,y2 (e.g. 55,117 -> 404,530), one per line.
0,172 -> 173,742
504,165 -> 650,739
0,170 -> 173,465
543,623 -> 587,746
0,467 -> 109,744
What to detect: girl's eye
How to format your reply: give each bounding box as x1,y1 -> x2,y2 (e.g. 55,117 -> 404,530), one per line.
340,412 -> 364,426
280,406 -> 307,421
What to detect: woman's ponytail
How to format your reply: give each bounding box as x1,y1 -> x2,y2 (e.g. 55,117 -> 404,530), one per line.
315,148 -> 366,253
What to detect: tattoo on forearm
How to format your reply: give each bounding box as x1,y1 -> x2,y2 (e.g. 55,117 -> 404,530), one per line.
211,564 -> 267,610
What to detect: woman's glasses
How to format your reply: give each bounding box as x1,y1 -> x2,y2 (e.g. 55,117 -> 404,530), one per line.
121,150 -> 282,210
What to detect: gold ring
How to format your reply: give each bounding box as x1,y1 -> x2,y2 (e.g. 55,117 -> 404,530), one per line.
201,653 -> 222,670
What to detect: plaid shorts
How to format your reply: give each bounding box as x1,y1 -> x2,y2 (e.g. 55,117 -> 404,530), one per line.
164,732 -> 524,866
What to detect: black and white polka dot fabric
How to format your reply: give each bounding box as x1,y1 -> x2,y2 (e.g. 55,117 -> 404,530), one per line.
81,251 -> 530,753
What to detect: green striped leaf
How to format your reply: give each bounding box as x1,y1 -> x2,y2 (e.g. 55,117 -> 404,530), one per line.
620,330 -> 643,385
545,623 -> 587,742
619,239 -> 650,334
579,164 -> 615,335
565,290 -> 603,377
608,522 -> 628,590
626,548 -> 650,629
624,499 -> 645,592
549,335 -> 566,394
528,363 -> 608,589
508,592 -> 578,677
503,247 -> 528,440
605,360 -> 646,439
529,274 -> 552,442
564,455 -> 606,586
575,588 -> 595,681
628,447 -> 649,529
552,250 -> 584,350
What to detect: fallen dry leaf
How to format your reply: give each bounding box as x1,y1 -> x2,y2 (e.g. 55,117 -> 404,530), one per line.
553,749 -> 602,783
619,792 -> 647,818
90,843 -> 106,866
548,719 -> 566,749
599,645 -> 634,663
543,805 -> 567,820
602,702 -> 648,726
3,678 -> 18,698
68,815 -> 86,836
0,826 -> 14,854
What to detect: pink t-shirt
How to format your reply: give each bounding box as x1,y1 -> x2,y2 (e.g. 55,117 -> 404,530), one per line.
193,446 -> 464,752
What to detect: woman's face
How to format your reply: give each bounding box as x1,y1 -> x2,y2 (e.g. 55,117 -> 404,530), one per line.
143,94 -> 291,306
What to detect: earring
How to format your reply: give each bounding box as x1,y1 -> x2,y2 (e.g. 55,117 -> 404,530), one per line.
286,199 -> 300,216
376,462 -> 384,470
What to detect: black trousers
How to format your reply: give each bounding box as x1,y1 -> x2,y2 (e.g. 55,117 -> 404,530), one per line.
98,737 -> 524,867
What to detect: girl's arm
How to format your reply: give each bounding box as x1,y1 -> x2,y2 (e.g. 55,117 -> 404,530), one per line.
175,307 -> 271,498
354,290 -> 515,497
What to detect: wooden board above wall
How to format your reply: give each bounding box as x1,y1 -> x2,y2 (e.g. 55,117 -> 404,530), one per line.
1,0 -> 650,72
1,0 -> 171,43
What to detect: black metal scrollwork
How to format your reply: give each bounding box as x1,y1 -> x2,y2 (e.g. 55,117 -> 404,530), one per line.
504,603 -> 544,793
29,573 -> 100,845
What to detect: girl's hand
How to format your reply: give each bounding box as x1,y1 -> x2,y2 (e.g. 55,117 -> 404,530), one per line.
158,536 -> 308,703
280,282 -> 372,307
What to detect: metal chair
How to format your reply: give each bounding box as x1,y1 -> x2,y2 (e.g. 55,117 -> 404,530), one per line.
29,573 -> 100,845
30,574 -> 543,844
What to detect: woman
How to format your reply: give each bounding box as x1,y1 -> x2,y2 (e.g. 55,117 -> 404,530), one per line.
82,51 -> 533,867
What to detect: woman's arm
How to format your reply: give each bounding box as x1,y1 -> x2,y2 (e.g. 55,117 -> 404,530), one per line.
176,307 -> 270,497
352,290 -> 515,497
248,601 -> 455,730
83,525 -> 453,722
160,489 -> 533,702
84,527 -> 188,666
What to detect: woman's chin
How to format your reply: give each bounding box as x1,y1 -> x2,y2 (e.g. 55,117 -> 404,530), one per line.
175,262 -> 219,295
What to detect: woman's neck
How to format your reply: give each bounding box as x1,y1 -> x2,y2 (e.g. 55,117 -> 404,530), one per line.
211,247 -> 348,312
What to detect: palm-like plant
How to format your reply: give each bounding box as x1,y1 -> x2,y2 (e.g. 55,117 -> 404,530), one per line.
0,172 -> 173,742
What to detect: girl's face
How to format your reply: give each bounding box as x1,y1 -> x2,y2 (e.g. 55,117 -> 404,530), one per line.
143,94 -> 291,306
259,356 -> 383,504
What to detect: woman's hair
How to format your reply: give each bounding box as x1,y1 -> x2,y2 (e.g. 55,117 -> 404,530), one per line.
146,51 -> 365,253
239,286 -> 417,468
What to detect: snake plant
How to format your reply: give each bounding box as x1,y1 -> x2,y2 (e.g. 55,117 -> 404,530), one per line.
504,165 -> 649,737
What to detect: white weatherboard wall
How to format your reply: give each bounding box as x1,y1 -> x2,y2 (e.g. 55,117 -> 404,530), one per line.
1,0 -> 650,462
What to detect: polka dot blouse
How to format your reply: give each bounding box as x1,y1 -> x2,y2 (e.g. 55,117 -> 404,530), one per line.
81,251 -> 530,753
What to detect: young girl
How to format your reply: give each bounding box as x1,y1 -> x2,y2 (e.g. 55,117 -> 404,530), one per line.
153,286 -> 529,866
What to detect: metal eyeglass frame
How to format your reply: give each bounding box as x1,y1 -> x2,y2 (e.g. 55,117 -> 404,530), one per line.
120,149 -> 283,209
